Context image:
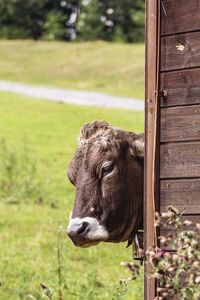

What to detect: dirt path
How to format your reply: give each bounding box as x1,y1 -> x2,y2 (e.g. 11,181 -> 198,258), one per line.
0,81 -> 144,111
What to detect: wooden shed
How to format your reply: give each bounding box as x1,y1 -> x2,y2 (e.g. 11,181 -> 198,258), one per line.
145,0 -> 200,298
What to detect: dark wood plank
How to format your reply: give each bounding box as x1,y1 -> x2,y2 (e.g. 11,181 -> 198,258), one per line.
161,32 -> 200,72
160,68 -> 200,107
160,178 -> 200,213
161,105 -> 200,142
161,0 -> 200,35
160,142 -> 200,178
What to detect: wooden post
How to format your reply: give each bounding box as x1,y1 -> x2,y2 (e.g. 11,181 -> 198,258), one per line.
144,0 -> 160,299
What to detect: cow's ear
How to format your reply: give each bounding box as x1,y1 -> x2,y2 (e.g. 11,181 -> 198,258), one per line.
67,159 -> 77,186
67,149 -> 83,185
127,133 -> 144,158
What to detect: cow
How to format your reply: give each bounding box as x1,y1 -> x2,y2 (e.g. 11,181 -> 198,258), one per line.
67,120 -> 144,248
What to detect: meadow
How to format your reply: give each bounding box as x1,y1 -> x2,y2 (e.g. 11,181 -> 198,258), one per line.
0,40 -> 144,99
0,41 -> 144,300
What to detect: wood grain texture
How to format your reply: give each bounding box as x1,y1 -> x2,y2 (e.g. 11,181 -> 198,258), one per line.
160,68 -> 200,107
161,0 -> 200,35
160,179 -> 200,214
145,0 -> 159,297
161,105 -> 200,142
160,142 -> 200,178
161,32 -> 200,72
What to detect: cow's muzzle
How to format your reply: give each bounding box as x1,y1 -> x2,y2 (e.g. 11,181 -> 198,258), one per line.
67,221 -> 90,239
67,217 -> 109,247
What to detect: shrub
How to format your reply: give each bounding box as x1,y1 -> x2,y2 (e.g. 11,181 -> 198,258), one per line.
42,10 -> 67,40
121,207 -> 200,300
147,208 -> 200,300
0,139 -> 52,205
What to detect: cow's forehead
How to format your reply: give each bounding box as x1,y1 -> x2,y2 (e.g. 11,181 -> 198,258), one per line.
77,128 -> 122,166
78,127 -> 118,148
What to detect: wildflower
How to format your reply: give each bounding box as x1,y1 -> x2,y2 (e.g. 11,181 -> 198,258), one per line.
195,277 -> 200,284
119,278 -> 126,285
183,220 -> 192,226
196,223 -> 200,231
192,261 -> 200,269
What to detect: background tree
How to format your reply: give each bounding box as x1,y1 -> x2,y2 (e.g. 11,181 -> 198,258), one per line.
78,0 -> 145,42
0,0 -> 145,42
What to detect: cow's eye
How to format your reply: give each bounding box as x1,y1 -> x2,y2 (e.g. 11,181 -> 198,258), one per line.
101,162 -> 114,177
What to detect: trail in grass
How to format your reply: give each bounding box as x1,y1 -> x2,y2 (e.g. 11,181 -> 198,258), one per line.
0,80 -> 144,111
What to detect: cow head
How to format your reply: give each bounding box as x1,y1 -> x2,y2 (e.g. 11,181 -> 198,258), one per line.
67,120 -> 144,247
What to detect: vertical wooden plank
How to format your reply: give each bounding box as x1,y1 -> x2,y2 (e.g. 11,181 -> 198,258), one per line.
145,0 -> 160,299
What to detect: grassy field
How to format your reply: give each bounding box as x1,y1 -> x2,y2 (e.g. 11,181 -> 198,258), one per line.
0,92 -> 144,300
0,40 -> 144,99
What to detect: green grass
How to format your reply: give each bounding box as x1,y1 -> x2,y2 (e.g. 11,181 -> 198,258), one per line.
0,92 -> 144,300
0,40 -> 145,99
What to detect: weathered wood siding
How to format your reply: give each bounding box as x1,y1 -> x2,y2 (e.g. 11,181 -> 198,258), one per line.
161,0 -> 200,35
159,0 -> 200,224
145,0 -> 200,299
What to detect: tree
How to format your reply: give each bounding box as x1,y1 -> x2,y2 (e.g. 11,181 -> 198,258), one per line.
0,0 -> 45,39
77,0 -> 145,42
0,0 -> 78,40
0,0 -> 145,42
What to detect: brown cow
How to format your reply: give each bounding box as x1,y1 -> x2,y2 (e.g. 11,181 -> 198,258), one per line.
67,120 -> 144,247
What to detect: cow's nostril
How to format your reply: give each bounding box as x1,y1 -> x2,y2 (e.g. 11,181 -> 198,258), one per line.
77,221 -> 90,236
67,221 -> 90,240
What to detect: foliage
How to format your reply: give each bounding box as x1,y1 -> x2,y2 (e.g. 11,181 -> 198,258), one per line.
42,10 -> 67,40
78,0 -> 145,42
113,279 -> 128,300
0,139 -> 53,205
77,0 -> 103,41
0,0 -> 75,40
0,0 -> 44,39
147,208 -> 200,300
0,0 -> 145,42
122,208 -> 200,300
